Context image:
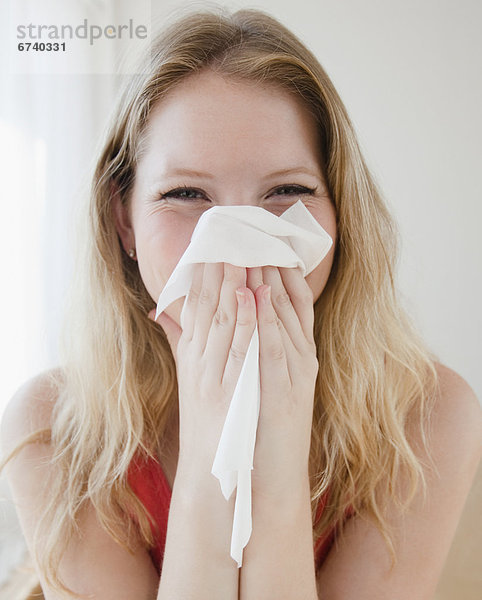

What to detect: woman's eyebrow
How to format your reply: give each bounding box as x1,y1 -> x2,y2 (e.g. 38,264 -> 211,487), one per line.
261,167 -> 322,181
153,166 -> 322,181
158,167 -> 216,179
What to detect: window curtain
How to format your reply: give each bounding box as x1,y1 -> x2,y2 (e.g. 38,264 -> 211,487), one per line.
0,0 -> 150,585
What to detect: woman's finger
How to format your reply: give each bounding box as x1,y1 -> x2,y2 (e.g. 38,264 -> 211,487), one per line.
262,266 -> 308,354
191,263 -> 224,350
255,284 -> 291,393
246,266 -> 263,293
204,264 -> 247,377
279,267 -> 315,343
181,263 -> 205,342
149,308 -> 182,358
221,285 -> 257,391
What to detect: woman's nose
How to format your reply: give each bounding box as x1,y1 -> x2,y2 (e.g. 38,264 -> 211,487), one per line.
218,192 -> 261,207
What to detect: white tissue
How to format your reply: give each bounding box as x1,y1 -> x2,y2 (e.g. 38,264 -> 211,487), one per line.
155,201 -> 333,566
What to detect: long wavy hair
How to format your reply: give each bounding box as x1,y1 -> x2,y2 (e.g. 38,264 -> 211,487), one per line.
5,6 -> 438,594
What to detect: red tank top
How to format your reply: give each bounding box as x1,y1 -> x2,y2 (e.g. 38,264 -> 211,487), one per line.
127,454 -> 339,573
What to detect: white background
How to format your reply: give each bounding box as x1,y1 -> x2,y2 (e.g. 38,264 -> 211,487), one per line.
1,0 -> 481,420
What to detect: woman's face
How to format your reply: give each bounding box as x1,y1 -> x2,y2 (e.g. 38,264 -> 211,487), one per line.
114,70 -> 337,324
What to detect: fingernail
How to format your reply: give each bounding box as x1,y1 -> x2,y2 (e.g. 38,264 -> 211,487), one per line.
263,285 -> 271,304
236,288 -> 247,305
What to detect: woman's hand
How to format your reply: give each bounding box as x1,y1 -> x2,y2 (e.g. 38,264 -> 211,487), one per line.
151,262 -> 317,498
152,262 -> 257,481
247,266 -> 319,500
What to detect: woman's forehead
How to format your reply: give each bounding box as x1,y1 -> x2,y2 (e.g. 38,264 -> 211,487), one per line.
137,70 -> 323,177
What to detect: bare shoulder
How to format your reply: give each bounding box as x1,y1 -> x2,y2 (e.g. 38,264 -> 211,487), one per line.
431,363 -> 480,441
1,370 -> 63,544
1,372 -> 161,596
316,363 -> 481,598
434,362 -> 479,411
1,369 -> 62,457
421,363 -> 481,476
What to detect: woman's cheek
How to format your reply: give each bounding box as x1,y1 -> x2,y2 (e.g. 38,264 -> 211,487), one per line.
136,212 -> 196,307
305,250 -> 334,304
304,202 -> 337,303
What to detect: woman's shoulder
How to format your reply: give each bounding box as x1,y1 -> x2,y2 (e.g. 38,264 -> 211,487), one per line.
420,362 -> 481,472
1,369 -> 62,458
432,363 -> 480,431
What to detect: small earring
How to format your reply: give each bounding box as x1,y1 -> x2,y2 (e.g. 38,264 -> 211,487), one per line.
128,248 -> 136,260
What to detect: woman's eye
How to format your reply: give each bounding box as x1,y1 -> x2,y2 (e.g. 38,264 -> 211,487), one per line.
159,187 -> 208,201
157,184 -> 316,202
269,185 -> 316,197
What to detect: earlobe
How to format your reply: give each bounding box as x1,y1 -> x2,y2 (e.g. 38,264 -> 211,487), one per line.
111,182 -> 135,255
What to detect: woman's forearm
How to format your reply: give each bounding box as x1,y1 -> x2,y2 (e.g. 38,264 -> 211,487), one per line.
239,475 -> 318,600
157,462 -> 239,600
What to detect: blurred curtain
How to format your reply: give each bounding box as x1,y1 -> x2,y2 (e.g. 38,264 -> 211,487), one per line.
0,0 -> 147,418
0,0 -> 149,586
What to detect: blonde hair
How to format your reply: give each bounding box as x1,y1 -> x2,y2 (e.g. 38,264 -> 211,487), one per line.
6,6 -> 438,594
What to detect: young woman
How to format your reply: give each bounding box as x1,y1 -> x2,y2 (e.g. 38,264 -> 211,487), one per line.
2,7 -> 480,600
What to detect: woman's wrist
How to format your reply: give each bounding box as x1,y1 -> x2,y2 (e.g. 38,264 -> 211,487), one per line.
173,454 -> 230,505
252,467 -> 312,514
160,451 -> 239,599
